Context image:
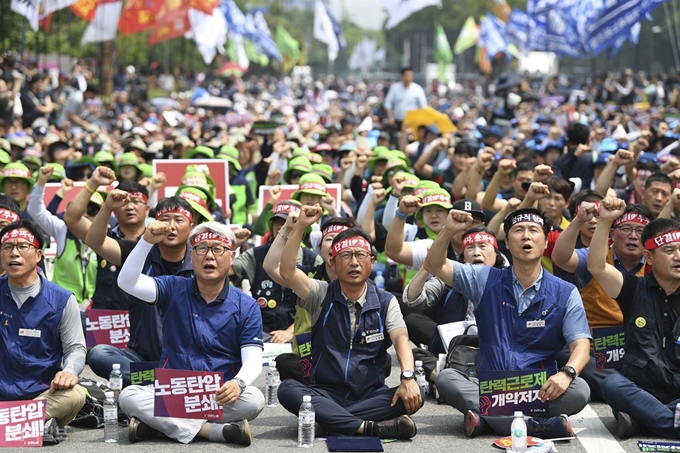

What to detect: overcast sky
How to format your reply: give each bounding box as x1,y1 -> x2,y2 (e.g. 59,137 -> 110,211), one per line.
328,0 -> 385,31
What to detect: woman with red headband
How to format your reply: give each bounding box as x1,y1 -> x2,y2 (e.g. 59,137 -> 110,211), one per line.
404,226 -> 505,390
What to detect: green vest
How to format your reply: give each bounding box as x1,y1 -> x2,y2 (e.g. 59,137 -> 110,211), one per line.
51,239 -> 98,304
231,184 -> 248,225
245,170 -> 258,215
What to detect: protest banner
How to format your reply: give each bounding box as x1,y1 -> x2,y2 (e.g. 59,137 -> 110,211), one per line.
478,369 -> 549,416
152,159 -> 230,211
0,400 -> 45,447
85,309 -> 131,349
593,326 -> 625,370
154,368 -> 224,420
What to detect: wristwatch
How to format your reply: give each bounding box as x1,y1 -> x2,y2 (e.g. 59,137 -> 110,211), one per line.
233,378 -> 247,394
400,370 -> 415,380
560,365 -> 577,381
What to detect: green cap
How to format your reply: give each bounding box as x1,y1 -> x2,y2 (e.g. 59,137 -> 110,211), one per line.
89,191 -> 105,208
283,156 -> 312,183
21,155 -> 42,170
0,150 -> 10,165
176,186 -> 214,223
0,162 -> 35,191
291,173 -> 327,201
311,163 -> 334,183
178,170 -> 216,209
46,163 -> 67,181
118,152 -> 140,169
367,147 -> 392,174
414,188 -> 453,221
413,180 -> 440,197
186,146 -> 215,160
93,151 -> 118,174
216,145 -> 241,171
138,163 -> 153,178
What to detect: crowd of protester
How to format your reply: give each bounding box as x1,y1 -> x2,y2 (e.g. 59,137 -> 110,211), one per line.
2,48 -> 680,445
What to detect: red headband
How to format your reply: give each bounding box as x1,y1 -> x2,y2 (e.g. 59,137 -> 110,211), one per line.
273,203 -> 301,216
462,232 -> 498,249
0,208 -> 20,223
421,193 -> 452,206
298,182 -> 326,193
2,168 -> 30,178
509,212 -> 545,228
191,231 -> 233,250
613,212 -> 650,228
179,190 -> 209,210
331,237 -> 372,258
636,169 -> 652,180
127,191 -> 149,203
156,207 -> 193,222
322,224 -> 349,238
644,230 -> 680,250
1,228 -> 39,248
573,201 -> 600,216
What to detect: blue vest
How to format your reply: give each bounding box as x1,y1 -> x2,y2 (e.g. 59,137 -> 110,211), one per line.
128,244 -> 193,362
158,278 -> 259,381
475,268 -> 570,374
429,288 -> 468,354
0,276 -> 71,400
310,280 -> 393,400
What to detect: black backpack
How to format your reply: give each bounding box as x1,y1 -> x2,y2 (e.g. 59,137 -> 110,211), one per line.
445,325 -> 479,378
70,379 -> 109,429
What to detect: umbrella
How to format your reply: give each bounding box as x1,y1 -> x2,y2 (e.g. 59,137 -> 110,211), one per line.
403,107 -> 458,135
150,97 -> 180,110
193,96 -> 233,109
217,62 -> 245,78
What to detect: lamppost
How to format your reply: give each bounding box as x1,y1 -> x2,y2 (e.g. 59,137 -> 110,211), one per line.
650,25 -> 663,73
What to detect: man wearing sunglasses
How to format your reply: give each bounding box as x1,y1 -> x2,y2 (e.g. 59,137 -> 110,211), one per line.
277,205 -> 422,440
116,222 -> 263,445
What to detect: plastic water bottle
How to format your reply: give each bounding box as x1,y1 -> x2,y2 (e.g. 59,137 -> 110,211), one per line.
374,271 -> 385,290
511,411 -> 527,452
109,364 -> 123,400
415,360 -> 429,396
674,403 -> 680,428
241,279 -> 252,297
265,362 -> 280,407
104,391 -> 118,443
298,395 -> 315,447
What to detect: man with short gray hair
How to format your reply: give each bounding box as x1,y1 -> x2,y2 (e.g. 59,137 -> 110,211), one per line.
116,221 -> 264,446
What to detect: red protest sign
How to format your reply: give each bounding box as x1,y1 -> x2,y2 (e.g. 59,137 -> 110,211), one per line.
152,159 -> 230,211
153,368 -> 224,420
85,309 -> 131,349
0,400 -> 45,447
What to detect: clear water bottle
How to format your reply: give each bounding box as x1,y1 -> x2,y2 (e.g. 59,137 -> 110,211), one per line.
298,395 -> 315,448
674,403 -> 680,428
265,361 -> 280,407
374,271 -> 385,290
241,279 -> 252,297
109,364 -> 123,400
103,391 -> 118,443
511,411 -> 527,452
414,360 -> 429,396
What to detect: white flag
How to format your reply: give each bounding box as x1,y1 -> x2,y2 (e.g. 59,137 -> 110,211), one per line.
11,0 -> 40,32
43,0 -> 78,16
232,33 -> 249,70
314,0 -> 339,62
80,0 -> 122,44
381,0 -> 441,29
189,7 -> 228,65
348,38 -> 377,73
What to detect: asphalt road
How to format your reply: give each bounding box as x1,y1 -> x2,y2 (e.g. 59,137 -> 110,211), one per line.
12,353 -> 663,453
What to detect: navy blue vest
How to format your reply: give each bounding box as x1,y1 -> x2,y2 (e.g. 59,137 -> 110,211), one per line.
475,268 -> 570,374
429,288 -> 468,354
310,280 -> 394,400
128,244 -> 193,362
158,277 -> 260,381
0,276 -> 71,400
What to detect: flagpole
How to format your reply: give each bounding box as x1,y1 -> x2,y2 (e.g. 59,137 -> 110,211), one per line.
19,17 -> 28,57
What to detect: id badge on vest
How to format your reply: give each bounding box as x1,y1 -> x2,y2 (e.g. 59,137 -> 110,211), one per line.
19,328 -> 41,338
526,320 -> 545,328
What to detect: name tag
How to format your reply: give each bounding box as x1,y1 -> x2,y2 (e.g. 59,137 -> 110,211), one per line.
19,328 -> 41,338
526,321 -> 545,328
365,333 -> 384,343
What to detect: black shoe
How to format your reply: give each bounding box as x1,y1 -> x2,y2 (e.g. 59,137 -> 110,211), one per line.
616,412 -> 642,440
464,410 -> 485,438
375,415 -> 417,440
127,416 -> 161,443
222,420 -> 252,446
43,418 -> 66,444
526,414 -> 574,439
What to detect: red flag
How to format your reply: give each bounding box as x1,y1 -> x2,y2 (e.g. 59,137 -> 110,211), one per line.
147,0 -> 190,45
189,0 -> 218,14
119,0 -> 162,35
71,0 -> 97,20
39,13 -> 53,31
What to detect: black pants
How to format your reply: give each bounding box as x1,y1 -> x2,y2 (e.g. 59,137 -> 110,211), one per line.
277,353 -> 392,384
404,312 -> 438,347
278,380 -> 416,436
556,346 -> 618,402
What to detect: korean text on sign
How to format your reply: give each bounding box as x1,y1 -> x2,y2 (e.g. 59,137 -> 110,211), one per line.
593,326 -> 625,370
478,370 -> 549,416
154,368 -> 224,420
0,399 -> 45,447
85,309 -> 131,349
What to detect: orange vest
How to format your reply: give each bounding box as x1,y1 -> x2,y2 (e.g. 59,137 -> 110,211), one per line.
580,247 -> 645,330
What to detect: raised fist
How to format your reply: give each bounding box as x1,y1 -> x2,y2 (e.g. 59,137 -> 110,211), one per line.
144,220 -> 170,244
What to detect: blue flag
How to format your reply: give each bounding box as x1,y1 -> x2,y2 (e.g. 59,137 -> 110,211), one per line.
479,13 -> 508,58
250,10 -> 282,61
